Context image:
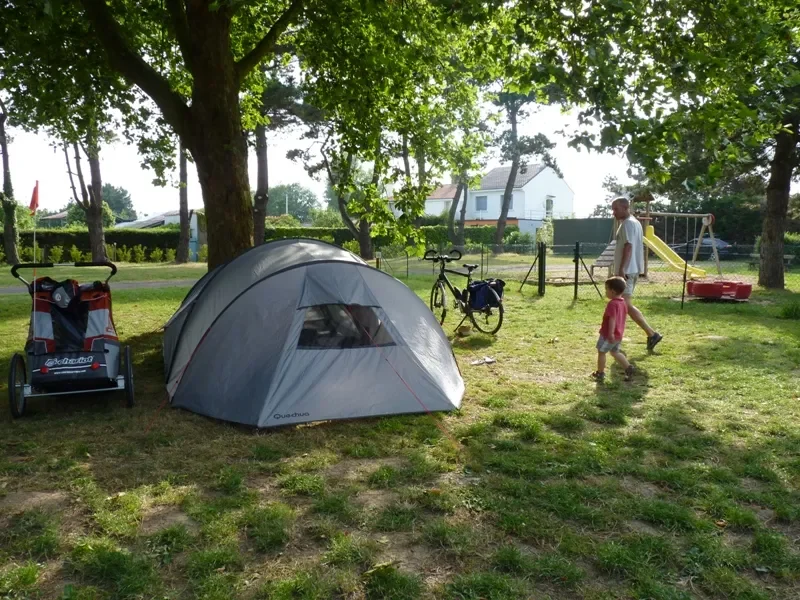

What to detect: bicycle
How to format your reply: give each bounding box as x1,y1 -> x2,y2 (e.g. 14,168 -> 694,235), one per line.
423,248 -> 504,335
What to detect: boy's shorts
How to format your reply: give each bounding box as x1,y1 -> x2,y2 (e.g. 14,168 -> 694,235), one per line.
624,274 -> 638,296
596,336 -> 621,353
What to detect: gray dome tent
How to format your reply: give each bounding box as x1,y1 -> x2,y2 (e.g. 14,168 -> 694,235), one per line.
162,239 -> 464,427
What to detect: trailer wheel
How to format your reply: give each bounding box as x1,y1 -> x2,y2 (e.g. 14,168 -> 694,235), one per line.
8,354 -> 27,418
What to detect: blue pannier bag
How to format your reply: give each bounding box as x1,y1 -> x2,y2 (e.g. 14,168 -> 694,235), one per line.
468,278 -> 505,309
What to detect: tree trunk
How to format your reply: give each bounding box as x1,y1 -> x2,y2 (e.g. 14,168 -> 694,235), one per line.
457,180 -> 468,246
495,107 -> 519,247
0,107 -> 20,265
176,140 -> 190,263
183,4 -> 252,269
253,123 -> 268,246
759,120 -> 799,288
447,181 -> 465,246
358,218 -> 373,260
85,140 -> 107,261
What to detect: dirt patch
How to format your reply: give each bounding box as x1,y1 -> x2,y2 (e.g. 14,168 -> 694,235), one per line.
739,477 -> 766,492
626,519 -> 661,536
324,457 -> 405,482
0,491 -> 67,514
620,477 -> 661,499
140,506 -> 198,536
509,370 -> 568,384
754,507 -> 777,524
375,532 -> 455,587
357,489 -> 398,511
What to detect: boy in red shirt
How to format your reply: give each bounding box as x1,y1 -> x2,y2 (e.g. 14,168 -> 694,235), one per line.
592,277 -> 635,382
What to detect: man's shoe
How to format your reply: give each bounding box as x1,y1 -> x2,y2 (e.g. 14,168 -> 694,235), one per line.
647,333 -> 663,352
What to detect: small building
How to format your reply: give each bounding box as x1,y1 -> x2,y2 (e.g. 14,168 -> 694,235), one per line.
115,210 -> 205,260
38,211 -> 68,229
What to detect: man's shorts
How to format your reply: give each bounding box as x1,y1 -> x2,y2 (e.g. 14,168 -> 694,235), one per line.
623,274 -> 638,296
596,336 -> 621,353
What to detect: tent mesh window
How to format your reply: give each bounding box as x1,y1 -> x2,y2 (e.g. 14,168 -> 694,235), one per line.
298,305 -> 395,349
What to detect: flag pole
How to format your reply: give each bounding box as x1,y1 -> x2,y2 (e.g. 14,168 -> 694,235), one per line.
30,181 -> 39,349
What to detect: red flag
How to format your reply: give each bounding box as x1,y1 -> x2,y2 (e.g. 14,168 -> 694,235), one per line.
29,180 -> 39,215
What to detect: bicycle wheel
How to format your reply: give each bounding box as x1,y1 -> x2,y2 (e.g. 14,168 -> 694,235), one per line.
470,287 -> 503,335
430,281 -> 447,325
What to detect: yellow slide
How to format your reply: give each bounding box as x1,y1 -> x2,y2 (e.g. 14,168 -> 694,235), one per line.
643,225 -> 706,279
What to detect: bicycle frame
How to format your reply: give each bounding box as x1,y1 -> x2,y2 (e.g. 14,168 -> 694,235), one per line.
435,262 -> 473,313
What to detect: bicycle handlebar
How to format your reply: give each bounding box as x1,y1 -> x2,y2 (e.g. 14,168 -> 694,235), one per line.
422,248 -> 463,263
11,261 -> 118,285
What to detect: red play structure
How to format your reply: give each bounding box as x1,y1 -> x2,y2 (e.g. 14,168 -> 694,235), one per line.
686,280 -> 752,301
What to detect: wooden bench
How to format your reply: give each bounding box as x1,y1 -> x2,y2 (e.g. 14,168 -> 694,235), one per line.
748,254 -> 794,270
590,241 -> 616,279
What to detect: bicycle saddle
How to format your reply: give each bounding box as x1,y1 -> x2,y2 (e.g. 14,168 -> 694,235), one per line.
463,264 -> 479,271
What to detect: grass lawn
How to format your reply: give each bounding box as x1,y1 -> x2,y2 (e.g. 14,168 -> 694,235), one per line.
2,274 -> 800,599
0,262 -> 207,288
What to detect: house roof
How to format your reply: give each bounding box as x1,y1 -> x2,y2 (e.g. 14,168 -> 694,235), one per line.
39,211 -> 68,220
115,210 -> 195,229
478,165 -> 546,191
427,184 -> 460,200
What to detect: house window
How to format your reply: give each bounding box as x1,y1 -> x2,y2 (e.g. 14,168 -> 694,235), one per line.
476,195 -> 487,212
507,194 -> 513,210
545,195 -> 555,219
298,305 -> 394,349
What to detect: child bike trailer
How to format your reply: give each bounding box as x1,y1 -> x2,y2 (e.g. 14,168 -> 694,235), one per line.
7,261 -> 134,418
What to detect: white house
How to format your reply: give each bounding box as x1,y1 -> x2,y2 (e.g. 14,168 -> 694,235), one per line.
466,165 -> 573,223
388,165 -> 573,231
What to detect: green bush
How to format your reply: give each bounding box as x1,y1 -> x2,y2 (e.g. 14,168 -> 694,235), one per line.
266,215 -> 302,228
198,244 -> 208,262
505,230 -> 535,246
20,246 -> 33,262
166,249 -> 177,262
536,220 -> 554,246
149,248 -> 165,262
69,245 -> 83,262
0,249 -> 5,264
48,246 -> 64,263
20,227 -> 180,254
342,240 -> 361,255
117,245 -> 132,262
131,245 -> 146,263
82,251 -> 93,262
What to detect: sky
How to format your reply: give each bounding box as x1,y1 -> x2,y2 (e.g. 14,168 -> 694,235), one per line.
6,104 -> 638,220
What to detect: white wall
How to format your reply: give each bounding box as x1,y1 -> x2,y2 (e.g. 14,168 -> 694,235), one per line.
521,167 -> 574,220
465,190 -> 524,220
163,213 -> 199,241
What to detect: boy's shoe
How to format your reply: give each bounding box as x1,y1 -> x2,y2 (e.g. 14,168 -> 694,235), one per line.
646,332 -> 663,352
591,371 -> 605,382
624,365 -> 636,381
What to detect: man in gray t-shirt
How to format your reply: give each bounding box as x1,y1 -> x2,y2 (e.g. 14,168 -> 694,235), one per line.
612,196 -> 663,352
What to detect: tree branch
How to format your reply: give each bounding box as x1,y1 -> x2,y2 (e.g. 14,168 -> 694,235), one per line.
72,142 -> 90,210
235,0 -> 305,83
64,143 -> 81,207
79,0 -> 191,138
164,0 -> 194,72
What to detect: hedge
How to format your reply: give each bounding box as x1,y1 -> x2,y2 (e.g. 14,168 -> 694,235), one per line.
17,227 -> 180,252
8,223 -> 522,259
262,224 -> 518,248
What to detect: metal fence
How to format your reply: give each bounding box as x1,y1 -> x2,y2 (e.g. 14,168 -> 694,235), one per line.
376,242 -> 800,300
